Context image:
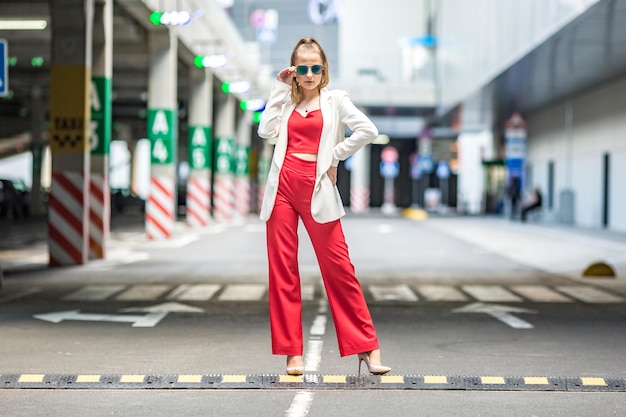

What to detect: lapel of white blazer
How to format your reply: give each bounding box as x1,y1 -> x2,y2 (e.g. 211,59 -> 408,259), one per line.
317,88 -> 333,176
275,103 -> 295,167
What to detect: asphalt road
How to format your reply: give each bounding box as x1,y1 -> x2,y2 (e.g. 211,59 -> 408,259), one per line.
1,213 -> 625,416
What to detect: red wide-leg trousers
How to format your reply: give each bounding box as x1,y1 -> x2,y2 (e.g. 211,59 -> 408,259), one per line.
266,154 -> 379,357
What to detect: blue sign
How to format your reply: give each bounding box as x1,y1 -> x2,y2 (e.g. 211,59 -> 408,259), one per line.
506,158 -> 524,179
0,39 -> 7,97
419,155 -> 434,174
380,161 -> 399,178
436,161 -> 450,179
257,27 -> 276,44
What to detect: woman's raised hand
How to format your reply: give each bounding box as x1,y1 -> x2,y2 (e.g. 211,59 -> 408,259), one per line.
277,66 -> 296,84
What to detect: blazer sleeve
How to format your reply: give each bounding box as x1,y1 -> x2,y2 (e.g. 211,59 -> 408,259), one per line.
331,92 -> 378,166
257,80 -> 291,142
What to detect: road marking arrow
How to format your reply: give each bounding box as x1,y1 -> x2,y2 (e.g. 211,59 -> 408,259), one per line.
453,302 -> 536,329
34,310 -> 167,327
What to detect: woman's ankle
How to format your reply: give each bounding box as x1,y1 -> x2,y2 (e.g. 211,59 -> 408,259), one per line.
287,355 -> 304,367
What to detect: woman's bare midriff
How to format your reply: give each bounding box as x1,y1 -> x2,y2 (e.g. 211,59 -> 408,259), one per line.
290,153 -> 317,161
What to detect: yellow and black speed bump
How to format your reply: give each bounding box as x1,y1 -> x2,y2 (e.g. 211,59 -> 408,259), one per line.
1,374 -> 624,392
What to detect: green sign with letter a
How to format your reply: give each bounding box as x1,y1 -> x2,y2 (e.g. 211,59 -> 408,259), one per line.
215,136 -> 233,175
188,126 -> 212,170
148,108 -> 176,165
235,144 -> 249,177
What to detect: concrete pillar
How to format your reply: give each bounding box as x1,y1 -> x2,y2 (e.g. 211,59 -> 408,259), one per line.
457,87 -> 495,214
234,111 -> 252,220
89,0 -> 112,258
186,68 -> 213,228
213,94 -> 236,223
47,0 -> 94,266
349,145 -> 371,213
145,29 -> 177,239
29,86 -> 45,217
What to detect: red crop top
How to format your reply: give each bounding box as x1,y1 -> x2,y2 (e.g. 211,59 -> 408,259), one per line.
286,109 -> 323,154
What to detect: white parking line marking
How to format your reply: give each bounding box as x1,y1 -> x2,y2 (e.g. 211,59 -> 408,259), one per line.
369,284 -> 418,301
301,284 -> 315,301
417,285 -> 468,301
556,286 -> 624,303
115,285 -> 172,301
218,284 -> 266,301
304,340 -> 323,373
285,391 -> 314,417
63,285 -> 126,301
462,285 -> 523,302
310,315 -> 327,336
510,285 -> 573,303
167,284 -> 221,301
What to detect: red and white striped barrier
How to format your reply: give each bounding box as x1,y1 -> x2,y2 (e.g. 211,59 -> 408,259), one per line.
48,171 -> 88,266
186,176 -> 211,228
350,186 -> 370,213
213,175 -> 234,222
88,173 -> 110,259
146,176 -> 175,239
235,177 -> 250,217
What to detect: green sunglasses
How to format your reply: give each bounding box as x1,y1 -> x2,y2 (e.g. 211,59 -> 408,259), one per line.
296,65 -> 323,76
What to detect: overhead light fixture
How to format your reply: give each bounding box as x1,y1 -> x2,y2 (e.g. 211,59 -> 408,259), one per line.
0,20 -> 48,30
149,11 -> 192,26
194,54 -> 227,69
222,81 -> 250,95
240,98 -> 266,111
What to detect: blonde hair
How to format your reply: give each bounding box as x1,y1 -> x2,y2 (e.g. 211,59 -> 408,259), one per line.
289,38 -> 330,105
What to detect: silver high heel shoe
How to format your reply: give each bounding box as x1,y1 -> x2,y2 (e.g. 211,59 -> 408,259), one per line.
358,352 -> 391,375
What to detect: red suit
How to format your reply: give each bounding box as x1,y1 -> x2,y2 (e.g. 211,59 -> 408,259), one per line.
266,109 -> 379,357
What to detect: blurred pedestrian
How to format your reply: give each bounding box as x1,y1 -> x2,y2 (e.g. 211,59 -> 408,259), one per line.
521,187 -> 543,222
257,38 -> 390,376
507,176 -> 521,220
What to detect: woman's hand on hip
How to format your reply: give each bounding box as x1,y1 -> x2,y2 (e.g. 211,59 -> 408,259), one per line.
277,66 -> 296,84
326,166 -> 338,186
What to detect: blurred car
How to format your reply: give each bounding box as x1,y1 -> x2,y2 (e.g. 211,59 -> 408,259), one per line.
0,178 -> 30,219
111,188 -> 145,214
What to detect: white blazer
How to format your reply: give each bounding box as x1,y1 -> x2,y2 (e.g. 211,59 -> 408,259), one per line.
258,80 -> 378,223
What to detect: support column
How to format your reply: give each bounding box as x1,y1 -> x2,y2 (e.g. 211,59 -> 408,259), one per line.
349,145 -> 371,213
29,86 -> 45,217
234,111 -> 252,219
47,0 -> 94,266
146,29 -> 177,239
213,94 -> 236,223
89,0 -> 112,258
186,68 -> 213,228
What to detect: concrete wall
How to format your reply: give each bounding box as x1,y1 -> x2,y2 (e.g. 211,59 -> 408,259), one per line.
527,75 -> 626,232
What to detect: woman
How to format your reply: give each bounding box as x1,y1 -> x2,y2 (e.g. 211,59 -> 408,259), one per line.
258,38 -> 390,376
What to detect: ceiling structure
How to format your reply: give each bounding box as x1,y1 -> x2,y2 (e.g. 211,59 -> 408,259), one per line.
490,0 -> 626,128
0,0 -> 625,156
0,0 -> 265,156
